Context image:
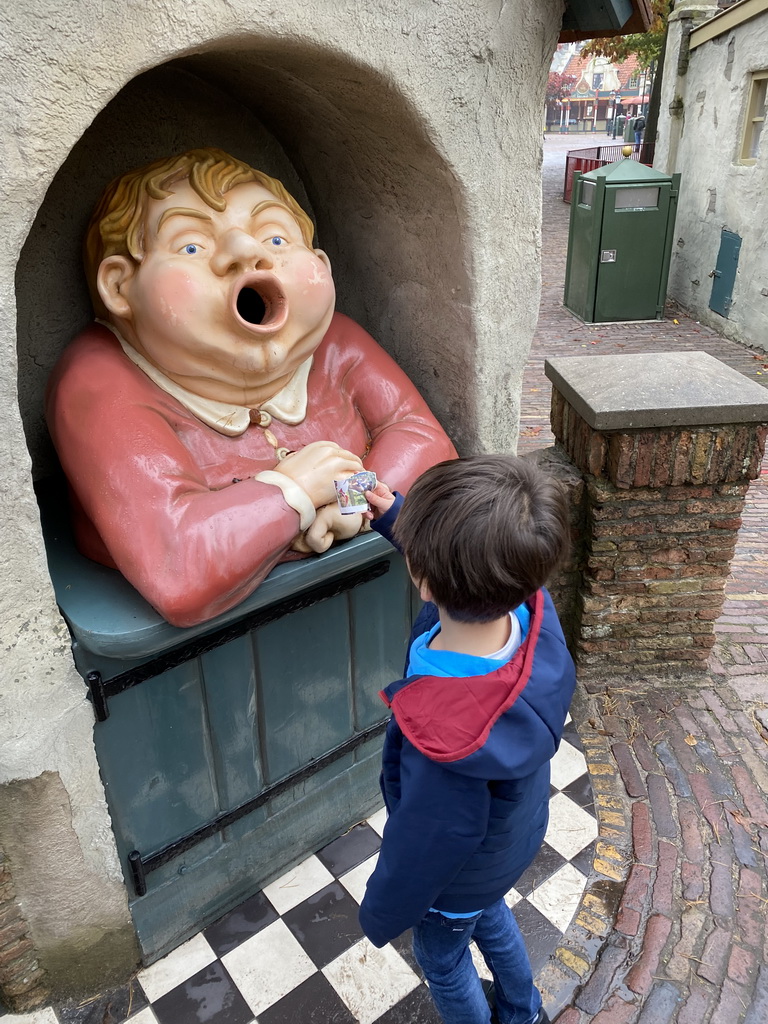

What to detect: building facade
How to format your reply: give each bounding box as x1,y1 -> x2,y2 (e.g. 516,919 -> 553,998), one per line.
547,47 -> 653,133
655,0 -> 768,352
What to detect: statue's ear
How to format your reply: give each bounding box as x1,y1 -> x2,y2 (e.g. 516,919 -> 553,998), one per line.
313,248 -> 332,274
96,256 -> 136,320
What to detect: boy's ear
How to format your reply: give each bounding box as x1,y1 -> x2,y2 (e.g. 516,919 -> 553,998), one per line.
418,579 -> 434,604
96,256 -> 136,320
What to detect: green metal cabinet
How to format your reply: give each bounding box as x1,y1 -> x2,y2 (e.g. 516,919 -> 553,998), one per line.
39,478 -> 418,964
564,157 -> 680,324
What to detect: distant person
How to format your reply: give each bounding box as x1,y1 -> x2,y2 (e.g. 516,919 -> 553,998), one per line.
634,114 -> 646,145
359,455 -> 576,1024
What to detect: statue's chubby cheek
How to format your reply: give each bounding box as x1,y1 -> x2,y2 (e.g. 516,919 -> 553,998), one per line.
143,265 -> 213,324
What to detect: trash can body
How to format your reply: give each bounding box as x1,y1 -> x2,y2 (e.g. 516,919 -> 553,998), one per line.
564,158 -> 681,324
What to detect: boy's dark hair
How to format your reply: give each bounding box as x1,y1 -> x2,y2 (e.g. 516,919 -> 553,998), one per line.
393,455 -> 570,623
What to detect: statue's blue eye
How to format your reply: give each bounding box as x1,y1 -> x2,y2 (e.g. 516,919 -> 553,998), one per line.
184,244 -> 198,255
271,237 -> 284,246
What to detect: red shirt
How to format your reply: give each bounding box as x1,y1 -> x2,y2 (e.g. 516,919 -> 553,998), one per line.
46,313 -> 456,626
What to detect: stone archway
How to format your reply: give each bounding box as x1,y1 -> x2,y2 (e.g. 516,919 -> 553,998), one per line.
3,1 -> 564,1001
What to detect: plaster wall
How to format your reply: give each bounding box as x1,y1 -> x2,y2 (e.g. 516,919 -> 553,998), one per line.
656,6 -> 768,350
1,0 -> 564,997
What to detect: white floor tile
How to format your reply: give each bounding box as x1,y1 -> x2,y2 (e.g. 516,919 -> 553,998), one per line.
527,862 -> 588,932
323,937 -> 420,1024
550,740 -> 589,790
367,806 -> 387,837
137,932 -> 216,1002
222,918 -> 316,1017
2,1010 -> 59,1024
262,854 -> 334,914
340,852 -> 379,904
544,793 -> 599,859
504,887 -> 524,909
126,1008 -> 159,1024
470,941 -> 493,981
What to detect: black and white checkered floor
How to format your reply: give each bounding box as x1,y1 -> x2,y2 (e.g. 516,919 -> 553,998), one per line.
7,719 -> 596,1024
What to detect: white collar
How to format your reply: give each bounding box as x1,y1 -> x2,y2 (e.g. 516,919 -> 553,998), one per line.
98,320 -> 312,436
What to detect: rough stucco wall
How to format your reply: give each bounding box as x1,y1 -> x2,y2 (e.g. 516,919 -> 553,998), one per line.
18,65 -> 313,479
0,0 -> 563,997
657,9 -> 768,350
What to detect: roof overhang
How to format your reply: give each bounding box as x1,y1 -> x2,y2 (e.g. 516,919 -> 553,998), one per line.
559,0 -> 653,42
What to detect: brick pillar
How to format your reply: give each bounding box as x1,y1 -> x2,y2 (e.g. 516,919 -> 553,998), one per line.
545,352 -> 768,679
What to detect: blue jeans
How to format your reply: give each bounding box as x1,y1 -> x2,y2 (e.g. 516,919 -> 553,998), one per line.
412,899 -> 541,1024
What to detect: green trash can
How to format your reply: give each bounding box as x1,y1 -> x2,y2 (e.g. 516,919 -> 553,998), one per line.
564,154 -> 681,324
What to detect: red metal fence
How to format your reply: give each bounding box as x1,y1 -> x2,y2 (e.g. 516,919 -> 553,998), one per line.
563,143 -> 655,203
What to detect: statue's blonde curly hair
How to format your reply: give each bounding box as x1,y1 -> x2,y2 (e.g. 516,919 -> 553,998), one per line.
84,148 -> 315,316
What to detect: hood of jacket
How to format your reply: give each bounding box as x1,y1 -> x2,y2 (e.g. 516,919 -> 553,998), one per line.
379,589 -> 575,780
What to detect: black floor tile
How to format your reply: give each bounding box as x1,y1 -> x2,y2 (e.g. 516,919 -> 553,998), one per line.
511,902 -> 561,976
561,721 -> 584,752
570,839 -> 597,878
56,979 -> 148,1024
316,823 -> 382,878
374,983 -> 443,1024
282,881 -> 365,969
513,843 -> 567,897
256,972 -> 355,1024
151,961 -> 254,1024
391,929 -> 422,980
204,889 -> 279,957
561,773 -> 595,815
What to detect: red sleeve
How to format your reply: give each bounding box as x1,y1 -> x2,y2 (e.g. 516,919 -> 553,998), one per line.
332,314 -> 458,490
46,333 -> 301,627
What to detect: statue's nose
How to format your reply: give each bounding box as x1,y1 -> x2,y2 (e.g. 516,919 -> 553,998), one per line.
211,230 -> 274,275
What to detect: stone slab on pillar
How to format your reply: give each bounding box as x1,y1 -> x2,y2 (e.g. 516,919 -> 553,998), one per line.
545,351 -> 768,679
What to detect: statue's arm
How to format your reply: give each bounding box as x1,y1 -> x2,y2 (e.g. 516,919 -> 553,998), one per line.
335,315 -> 458,488
46,348 -> 303,627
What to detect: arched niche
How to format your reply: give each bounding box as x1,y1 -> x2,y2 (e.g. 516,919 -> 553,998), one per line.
16,40 -> 473,481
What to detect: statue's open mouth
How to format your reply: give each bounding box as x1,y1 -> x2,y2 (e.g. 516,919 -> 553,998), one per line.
233,273 -> 288,331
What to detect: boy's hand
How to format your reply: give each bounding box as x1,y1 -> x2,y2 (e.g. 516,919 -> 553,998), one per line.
291,502 -> 362,554
363,481 -> 396,520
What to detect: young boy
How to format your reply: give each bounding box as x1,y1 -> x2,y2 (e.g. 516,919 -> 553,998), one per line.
358,455 -> 576,1024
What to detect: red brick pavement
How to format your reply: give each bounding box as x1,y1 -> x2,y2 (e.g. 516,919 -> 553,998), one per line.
528,136 -> 768,1024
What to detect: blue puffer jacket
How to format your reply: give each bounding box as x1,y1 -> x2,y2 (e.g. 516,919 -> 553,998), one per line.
358,500 -> 576,949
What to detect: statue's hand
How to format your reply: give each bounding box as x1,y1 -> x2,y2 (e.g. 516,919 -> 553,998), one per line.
291,503 -> 363,554
275,441 -> 363,508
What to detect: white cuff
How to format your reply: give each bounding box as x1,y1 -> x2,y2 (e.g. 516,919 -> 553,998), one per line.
254,471 -> 316,532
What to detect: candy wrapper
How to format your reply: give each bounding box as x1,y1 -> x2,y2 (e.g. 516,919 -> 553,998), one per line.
334,471 -> 377,514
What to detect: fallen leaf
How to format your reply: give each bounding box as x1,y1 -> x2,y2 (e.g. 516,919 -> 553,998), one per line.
684,734 -> 698,746
728,808 -> 768,832
672,319 -> 680,325
521,426 -> 543,437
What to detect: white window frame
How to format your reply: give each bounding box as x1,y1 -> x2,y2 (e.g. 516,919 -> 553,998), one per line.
739,70 -> 768,165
